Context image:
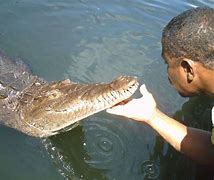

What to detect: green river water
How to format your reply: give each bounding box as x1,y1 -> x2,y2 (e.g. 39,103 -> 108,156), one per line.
0,0 -> 214,179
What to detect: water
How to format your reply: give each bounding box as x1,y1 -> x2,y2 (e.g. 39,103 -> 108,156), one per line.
0,0 -> 213,179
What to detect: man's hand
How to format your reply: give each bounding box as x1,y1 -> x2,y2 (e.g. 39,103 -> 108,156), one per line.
106,84 -> 157,123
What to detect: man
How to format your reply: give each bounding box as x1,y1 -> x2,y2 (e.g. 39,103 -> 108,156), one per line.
107,7 -> 214,169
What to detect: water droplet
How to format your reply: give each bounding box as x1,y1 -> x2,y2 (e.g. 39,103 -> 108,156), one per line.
98,137 -> 113,152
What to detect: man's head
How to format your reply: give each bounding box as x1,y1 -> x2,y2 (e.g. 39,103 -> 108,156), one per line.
161,7 -> 214,97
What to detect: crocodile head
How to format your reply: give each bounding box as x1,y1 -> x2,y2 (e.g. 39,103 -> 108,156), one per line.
18,75 -> 139,137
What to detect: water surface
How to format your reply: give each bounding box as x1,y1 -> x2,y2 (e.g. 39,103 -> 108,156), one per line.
0,0 -> 213,179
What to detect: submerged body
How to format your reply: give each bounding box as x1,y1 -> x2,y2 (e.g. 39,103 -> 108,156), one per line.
0,50 -> 138,137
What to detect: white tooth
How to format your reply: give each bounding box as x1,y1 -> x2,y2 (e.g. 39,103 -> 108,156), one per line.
110,91 -> 118,99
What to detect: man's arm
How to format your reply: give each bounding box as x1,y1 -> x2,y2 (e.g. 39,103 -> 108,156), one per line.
107,84 -> 214,168
150,109 -> 214,168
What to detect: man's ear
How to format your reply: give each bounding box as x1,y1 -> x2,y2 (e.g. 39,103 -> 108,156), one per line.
180,59 -> 195,83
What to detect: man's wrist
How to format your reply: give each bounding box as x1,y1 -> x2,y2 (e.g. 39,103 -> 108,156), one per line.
147,108 -> 162,126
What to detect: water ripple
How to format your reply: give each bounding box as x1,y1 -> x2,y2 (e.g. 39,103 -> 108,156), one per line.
141,160 -> 160,179
43,115 -> 157,179
195,0 -> 214,7
82,117 -> 129,170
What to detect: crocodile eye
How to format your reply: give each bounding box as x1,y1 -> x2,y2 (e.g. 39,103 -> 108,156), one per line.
0,94 -> 7,99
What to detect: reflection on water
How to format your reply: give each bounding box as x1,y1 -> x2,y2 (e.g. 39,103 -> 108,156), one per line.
0,0 -> 214,179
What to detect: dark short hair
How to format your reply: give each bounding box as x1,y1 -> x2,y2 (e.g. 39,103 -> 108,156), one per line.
162,7 -> 214,69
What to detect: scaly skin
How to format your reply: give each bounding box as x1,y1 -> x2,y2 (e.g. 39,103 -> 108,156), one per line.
0,50 -> 139,137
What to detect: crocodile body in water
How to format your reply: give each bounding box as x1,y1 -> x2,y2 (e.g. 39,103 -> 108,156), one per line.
0,50 -> 139,137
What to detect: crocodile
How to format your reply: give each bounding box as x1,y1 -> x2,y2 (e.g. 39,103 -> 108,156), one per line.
0,50 -> 139,137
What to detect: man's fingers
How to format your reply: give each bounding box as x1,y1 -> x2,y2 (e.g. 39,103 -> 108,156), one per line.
140,84 -> 152,97
140,84 -> 147,95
